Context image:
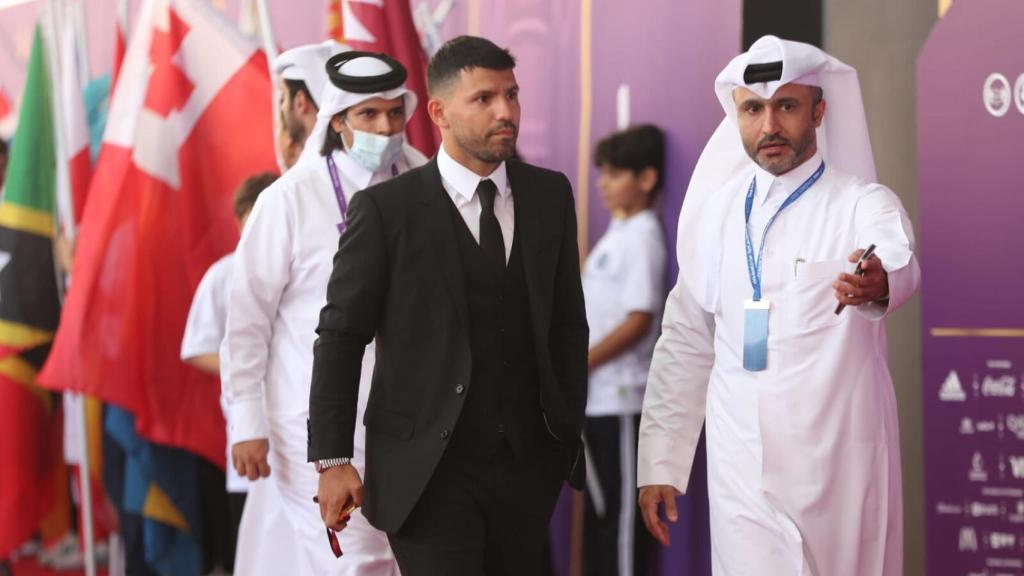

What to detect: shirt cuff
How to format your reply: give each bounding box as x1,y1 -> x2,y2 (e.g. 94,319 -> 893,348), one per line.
853,299 -> 889,321
228,396 -> 270,446
637,435 -> 693,495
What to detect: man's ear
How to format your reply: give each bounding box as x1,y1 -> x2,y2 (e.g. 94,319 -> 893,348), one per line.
427,98 -> 448,130
330,114 -> 346,138
812,98 -> 826,127
295,89 -> 315,116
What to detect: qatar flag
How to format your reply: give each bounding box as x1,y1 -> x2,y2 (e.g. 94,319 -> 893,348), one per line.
342,0 -> 440,155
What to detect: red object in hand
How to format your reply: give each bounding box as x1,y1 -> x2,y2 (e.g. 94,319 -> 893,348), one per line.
312,495 -> 355,558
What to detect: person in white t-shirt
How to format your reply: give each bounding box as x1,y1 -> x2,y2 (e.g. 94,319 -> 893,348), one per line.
581,124 -> 667,576
180,172 -> 277,573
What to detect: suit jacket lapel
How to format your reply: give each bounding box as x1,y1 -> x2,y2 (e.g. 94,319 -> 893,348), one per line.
507,161 -> 547,339
418,158 -> 470,336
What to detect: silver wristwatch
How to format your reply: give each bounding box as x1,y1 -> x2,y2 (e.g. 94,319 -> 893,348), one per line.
315,457 -> 351,473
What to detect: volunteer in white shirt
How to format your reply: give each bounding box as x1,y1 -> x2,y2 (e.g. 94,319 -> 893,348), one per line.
582,125 -> 666,576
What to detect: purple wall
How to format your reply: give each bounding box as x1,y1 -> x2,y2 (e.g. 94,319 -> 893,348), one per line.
1,1 -> 740,573
917,1 -> 1024,573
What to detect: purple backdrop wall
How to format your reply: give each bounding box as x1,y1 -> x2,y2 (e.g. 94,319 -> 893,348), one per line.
917,1 -> 1024,573
0,1 -> 740,573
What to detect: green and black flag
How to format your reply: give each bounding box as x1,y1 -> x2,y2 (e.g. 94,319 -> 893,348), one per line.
0,25 -> 70,558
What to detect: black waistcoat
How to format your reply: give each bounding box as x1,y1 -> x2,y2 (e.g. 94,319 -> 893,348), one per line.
446,199 -> 544,459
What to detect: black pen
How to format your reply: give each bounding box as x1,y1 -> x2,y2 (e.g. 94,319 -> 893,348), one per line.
834,244 -> 877,315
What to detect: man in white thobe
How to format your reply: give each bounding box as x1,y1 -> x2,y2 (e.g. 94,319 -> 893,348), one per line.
273,40 -> 347,169
203,42 -> 344,576
224,52 -> 427,576
637,36 -> 920,576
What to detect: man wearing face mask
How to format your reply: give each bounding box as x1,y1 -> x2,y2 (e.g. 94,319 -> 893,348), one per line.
223,51 -> 427,576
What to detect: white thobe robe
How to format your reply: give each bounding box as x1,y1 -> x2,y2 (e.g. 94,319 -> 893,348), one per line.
225,144 -> 427,576
638,153 -> 919,576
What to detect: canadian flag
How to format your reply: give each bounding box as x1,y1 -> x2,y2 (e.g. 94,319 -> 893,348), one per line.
39,0 -> 278,466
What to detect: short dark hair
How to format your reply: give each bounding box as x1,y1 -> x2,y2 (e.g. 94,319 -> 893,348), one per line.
233,172 -> 278,219
284,78 -> 316,109
427,35 -> 515,96
594,124 -> 666,198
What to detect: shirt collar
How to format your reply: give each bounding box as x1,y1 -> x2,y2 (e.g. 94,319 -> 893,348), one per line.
752,149 -> 824,207
437,142 -> 509,206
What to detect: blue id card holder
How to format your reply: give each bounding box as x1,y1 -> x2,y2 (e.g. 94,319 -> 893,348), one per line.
743,299 -> 770,371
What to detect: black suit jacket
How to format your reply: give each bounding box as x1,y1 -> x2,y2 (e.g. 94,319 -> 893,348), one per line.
308,157 -> 589,533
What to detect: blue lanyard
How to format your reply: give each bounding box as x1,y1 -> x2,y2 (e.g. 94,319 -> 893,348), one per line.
326,154 -> 347,234
744,161 -> 825,301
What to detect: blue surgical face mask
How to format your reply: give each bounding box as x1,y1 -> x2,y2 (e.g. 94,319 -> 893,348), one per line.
343,119 -> 404,173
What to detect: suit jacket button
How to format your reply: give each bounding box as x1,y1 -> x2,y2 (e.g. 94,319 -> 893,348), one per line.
441,429 -> 450,440
455,384 -> 465,395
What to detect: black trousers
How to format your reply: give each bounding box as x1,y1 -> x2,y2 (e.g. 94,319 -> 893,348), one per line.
388,439 -> 564,575
583,414 -> 658,576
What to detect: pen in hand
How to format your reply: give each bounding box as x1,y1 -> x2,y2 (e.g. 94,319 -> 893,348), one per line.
834,244 -> 877,315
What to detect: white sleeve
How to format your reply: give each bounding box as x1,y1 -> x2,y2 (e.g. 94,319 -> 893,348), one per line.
223,189 -> 294,444
637,273 -> 715,494
851,184 -> 921,320
180,260 -> 228,360
620,222 -> 668,315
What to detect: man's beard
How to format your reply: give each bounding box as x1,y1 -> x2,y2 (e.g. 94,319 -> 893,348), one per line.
283,109 -> 308,145
745,127 -> 816,176
455,121 -> 518,164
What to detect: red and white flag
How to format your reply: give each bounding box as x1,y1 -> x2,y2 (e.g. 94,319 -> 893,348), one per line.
111,0 -> 129,91
39,0 -> 278,466
50,3 -> 93,230
0,86 -> 15,140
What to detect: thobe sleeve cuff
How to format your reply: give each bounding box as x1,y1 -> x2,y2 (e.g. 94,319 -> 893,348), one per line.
637,434 -> 693,495
853,254 -> 920,321
228,396 -> 270,445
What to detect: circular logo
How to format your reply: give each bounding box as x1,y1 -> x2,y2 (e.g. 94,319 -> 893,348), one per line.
1015,73 -> 1024,116
983,72 -> 1011,117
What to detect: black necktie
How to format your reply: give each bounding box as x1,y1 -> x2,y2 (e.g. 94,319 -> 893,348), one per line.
476,179 -> 506,271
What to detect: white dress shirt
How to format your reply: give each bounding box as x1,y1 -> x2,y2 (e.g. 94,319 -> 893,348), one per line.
436,143 -> 514,263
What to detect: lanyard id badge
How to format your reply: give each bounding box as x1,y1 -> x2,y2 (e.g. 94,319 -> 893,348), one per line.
741,161 -> 825,372
743,299 -> 770,371
326,154 -> 348,234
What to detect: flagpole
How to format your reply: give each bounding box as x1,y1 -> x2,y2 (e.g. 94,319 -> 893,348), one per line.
67,3 -> 97,575
253,0 -> 277,62
43,3 -> 96,576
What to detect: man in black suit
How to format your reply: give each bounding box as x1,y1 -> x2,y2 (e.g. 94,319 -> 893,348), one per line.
308,36 -> 588,574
